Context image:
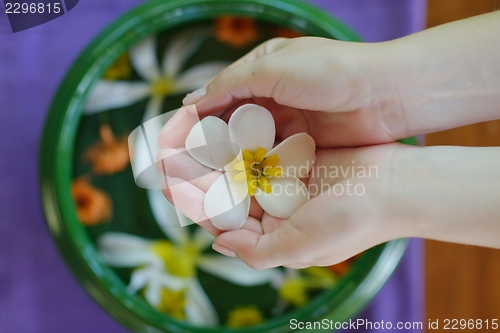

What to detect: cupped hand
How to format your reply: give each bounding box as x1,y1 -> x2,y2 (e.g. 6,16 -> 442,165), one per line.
156,37 -> 416,268
181,37 -> 405,148
159,131 -> 416,268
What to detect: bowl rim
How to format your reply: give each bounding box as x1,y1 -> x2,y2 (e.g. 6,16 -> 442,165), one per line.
39,0 -> 411,332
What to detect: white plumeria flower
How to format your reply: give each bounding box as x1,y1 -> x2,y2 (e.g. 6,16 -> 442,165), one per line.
84,27 -> 228,123
98,191 -> 279,326
183,104 -> 316,230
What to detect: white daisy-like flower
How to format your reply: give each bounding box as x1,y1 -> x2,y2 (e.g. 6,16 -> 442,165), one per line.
84,27 -> 228,122
182,104 -> 316,230
98,191 -> 279,326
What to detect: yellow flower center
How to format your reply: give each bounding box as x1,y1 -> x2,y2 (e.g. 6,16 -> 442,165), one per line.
151,77 -> 175,98
150,240 -> 199,277
278,268 -> 337,307
278,278 -> 308,307
103,53 -> 132,80
157,287 -> 187,320
226,305 -> 264,328
233,147 -> 282,196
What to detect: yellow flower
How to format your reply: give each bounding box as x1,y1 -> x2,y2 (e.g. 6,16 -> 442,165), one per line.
85,29 -> 228,118
278,278 -> 308,307
278,267 -> 337,307
157,287 -> 187,320
226,305 -> 264,328
102,53 -> 132,80
150,77 -> 175,99
98,224 -> 279,327
233,148 -> 282,196
150,240 -> 199,278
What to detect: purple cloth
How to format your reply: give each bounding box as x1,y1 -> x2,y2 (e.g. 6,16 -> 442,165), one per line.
0,1 -> 426,332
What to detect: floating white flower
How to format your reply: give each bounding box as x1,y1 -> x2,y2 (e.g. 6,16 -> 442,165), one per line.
98,191 -> 279,326
84,27 -> 228,122
184,104 -> 316,230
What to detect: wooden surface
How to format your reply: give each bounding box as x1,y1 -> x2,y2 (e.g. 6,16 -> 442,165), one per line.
425,0 -> 500,330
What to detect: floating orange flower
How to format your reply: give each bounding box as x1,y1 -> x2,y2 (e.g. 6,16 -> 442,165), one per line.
215,16 -> 258,48
85,124 -> 129,175
326,254 -> 361,276
326,260 -> 350,276
274,27 -> 303,38
71,177 -> 112,226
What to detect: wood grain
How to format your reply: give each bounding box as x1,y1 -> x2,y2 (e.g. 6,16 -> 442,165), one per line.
425,1 -> 500,329
425,0 -> 500,326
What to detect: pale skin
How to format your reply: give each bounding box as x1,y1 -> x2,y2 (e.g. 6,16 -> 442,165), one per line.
159,11 -> 500,270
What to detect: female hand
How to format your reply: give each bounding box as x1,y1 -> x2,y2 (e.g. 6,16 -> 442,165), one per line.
182,11 -> 500,148
160,138 -> 500,269
157,11 -> 500,268
180,37 -> 400,148
159,138 -> 416,268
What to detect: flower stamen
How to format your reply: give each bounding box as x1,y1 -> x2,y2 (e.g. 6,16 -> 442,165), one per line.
151,77 -> 175,98
150,240 -> 199,277
234,148 -> 282,196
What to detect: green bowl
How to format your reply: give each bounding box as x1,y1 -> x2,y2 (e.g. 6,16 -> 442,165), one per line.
40,0 -> 416,332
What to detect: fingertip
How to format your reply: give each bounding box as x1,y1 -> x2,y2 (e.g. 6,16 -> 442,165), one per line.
215,229 -> 272,270
212,242 -> 236,257
157,105 -> 200,148
195,219 -> 223,238
161,179 -> 172,201
182,88 -> 206,106
165,177 -> 208,223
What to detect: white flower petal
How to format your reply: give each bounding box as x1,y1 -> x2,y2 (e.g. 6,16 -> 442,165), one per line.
128,267 -> 154,294
192,226 -> 215,251
147,189 -> 189,245
159,273 -> 189,291
97,233 -> 158,267
267,133 -> 316,178
84,80 -> 149,114
185,279 -> 219,326
162,27 -> 211,78
130,100 -> 173,190
175,61 -> 228,92
229,104 -> 275,154
99,246 -> 158,268
269,268 -> 298,289
129,36 -> 161,81
204,174 -> 250,231
130,123 -> 157,190
98,232 -> 151,250
129,267 -> 188,305
144,271 -> 163,307
142,96 -> 163,123
198,255 -> 279,286
254,177 -> 310,219
99,246 -> 157,267
185,116 -> 236,170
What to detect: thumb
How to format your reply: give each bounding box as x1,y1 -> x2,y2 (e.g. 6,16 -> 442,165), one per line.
184,38 -> 290,114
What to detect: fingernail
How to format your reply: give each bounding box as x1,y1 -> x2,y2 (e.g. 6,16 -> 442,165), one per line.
183,88 -> 206,106
212,243 -> 236,257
